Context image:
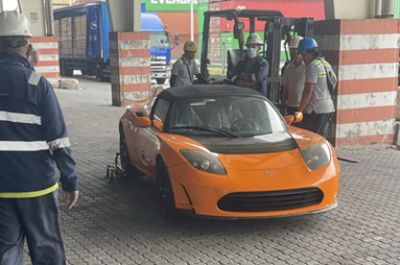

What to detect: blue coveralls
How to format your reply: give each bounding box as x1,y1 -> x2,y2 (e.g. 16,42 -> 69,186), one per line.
0,52 -> 78,265
233,56 -> 269,97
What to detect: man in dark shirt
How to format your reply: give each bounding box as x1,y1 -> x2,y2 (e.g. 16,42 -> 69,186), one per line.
233,33 -> 269,96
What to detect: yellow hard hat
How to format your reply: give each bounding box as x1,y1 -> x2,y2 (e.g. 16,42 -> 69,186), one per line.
184,41 -> 198,52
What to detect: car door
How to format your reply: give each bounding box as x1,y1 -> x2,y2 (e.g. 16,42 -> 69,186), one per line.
139,98 -> 171,176
122,108 -> 144,170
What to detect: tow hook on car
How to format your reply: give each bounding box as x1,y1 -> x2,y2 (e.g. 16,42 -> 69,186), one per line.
106,153 -> 125,179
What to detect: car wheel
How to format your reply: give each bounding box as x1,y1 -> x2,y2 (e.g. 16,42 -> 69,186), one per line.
119,128 -> 142,178
96,65 -> 106,81
157,159 -> 176,220
60,60 -> 73,77
156,78 -> 165,85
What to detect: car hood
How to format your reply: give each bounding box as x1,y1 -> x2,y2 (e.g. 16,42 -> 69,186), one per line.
191,131 -> 297,154
160,128 -> 331,171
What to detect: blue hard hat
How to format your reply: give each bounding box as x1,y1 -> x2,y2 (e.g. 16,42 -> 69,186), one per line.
298,37 -> 318,53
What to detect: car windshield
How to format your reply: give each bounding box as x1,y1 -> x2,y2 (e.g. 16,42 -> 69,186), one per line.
168,96 -> 286,137
150,32 -> 170,48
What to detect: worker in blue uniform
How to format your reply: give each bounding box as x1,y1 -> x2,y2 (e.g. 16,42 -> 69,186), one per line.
232,33 -> 269,97
0,11 -> 79,265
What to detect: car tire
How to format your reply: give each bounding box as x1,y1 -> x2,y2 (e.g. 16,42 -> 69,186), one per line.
119,127 -> 142,178
156,159 -> 177,220
60,60 -> 73,77
96,65 -> 106,81
156,78 -> 165,85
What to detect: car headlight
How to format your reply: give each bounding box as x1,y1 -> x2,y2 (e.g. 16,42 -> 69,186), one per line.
180,149 -> 227,175
301,143 -> 331,170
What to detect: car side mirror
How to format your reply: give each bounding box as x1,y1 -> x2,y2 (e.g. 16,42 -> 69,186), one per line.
153,120 -> 164,132
284,112 -> 303,126
134,116 -> 151,128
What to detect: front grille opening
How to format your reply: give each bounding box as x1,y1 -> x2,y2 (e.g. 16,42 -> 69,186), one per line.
217,188 -> 323,212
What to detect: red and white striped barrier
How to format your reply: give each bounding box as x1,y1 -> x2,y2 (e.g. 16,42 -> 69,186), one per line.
109,32 -> 151,106
314,19 -> 399,146
29,36 -> 60,86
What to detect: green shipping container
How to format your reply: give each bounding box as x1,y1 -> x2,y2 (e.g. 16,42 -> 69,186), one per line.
142,0 -> 200,12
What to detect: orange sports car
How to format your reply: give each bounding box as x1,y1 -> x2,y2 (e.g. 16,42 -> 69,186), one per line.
119,85 -> 339,219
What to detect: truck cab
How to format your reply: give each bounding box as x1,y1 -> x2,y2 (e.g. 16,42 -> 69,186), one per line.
141,13 -> 171,85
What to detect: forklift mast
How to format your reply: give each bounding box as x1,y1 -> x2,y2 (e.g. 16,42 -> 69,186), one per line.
266,17 -> 314,104
200,10 -> 314,104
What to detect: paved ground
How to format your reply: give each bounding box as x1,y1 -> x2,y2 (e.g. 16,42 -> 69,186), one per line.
36,76 -> 400,264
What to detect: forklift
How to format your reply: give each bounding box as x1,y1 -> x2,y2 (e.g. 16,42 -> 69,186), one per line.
199,9 -> 314,105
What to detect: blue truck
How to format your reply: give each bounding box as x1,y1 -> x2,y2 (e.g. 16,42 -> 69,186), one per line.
54,2 -> 172,84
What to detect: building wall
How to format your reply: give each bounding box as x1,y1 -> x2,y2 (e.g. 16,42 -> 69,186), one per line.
53,0 -> 71,5
72,0 -> 98,4
157,12 -> 199,59
20,0 -> 46,36
30,36 -> 60,86
219,0 -> 325,20
143,0 -> 205,60
326,0 -> 374,19
147,0 -> 325,60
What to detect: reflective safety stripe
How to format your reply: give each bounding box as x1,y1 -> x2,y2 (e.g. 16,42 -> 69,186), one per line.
0,111 -> 42,125
312,59 -> 329,78
313,60 -> 331,67
48,137 -> 71,151
0,183 -> 58,198
0,141 -> 49,151
28,71 -> 41,86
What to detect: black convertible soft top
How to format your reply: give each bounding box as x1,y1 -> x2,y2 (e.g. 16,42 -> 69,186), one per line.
158,85 -> 266,103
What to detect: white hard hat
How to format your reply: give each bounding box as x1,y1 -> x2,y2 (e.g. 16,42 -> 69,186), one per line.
0,11 -> 32,37
246,33 -> 263,46
289,35 -> 303,48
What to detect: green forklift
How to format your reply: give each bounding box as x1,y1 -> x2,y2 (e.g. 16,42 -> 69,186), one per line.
199,9 -> 314,105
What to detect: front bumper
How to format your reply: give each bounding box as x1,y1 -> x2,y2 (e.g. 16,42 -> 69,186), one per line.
167,162 -> 339,218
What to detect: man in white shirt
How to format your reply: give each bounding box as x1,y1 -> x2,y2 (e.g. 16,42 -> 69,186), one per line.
170,41 -> 200,88
298,37 -> 336,138
281,36 -> 305,115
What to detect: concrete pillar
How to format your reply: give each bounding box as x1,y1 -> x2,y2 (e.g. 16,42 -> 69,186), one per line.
314,19 -> 399,146
20,0 -> 60,82
29,36 -> 60,87
107,0 -> 150,106
106,0 -> 141,32
110,32 -> 151,106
